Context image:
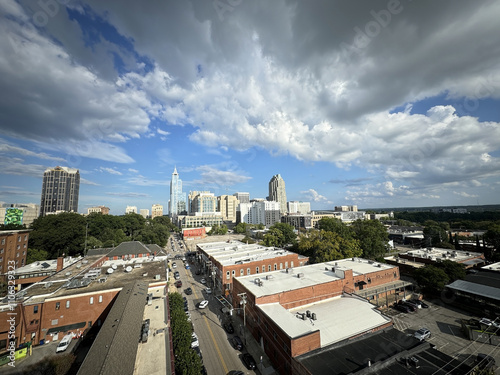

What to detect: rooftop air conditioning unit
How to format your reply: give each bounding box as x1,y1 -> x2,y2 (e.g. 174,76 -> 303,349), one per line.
297,273 -> 304,278
266,275 -> 273,280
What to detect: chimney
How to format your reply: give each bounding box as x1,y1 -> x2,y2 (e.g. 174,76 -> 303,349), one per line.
56,257 -> 64,272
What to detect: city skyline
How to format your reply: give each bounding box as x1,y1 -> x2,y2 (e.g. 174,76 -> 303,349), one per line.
1,1 -> 500,214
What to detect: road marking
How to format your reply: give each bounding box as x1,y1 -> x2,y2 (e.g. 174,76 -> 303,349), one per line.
192,279 -> 229,374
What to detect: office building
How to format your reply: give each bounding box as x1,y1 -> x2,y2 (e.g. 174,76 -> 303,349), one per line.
40,166 -> 80,216
188,191 -> 210,213
176,212 -> 223,229
281,214 -> 312,230
0,204 -> 40,227
191,192 -> 217,213
87,206 -> 110,215
287,201 -> 311,214
151,204 -> 163,219
139,209 -> 149,218
169,167 -> 186,216
233,192 -> 250,205
239,201 -> 281,227
0,229 -> 30,273
334,205 -> 358,212
218,195 -> 239,222
125,206 -> 137,214
268,174 -> 287,214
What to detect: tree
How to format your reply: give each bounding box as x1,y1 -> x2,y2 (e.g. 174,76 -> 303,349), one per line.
423,222 -> 449,247
26,248 -> 49,264
234,222 -> 247,234
318,217 -> 355,239
270,223 -> 297,246
208,224 -> 228,236
297,229 -> 362,263
350,219 -> 389,259
262,228 -> 285,247
413,265 -> 450,295
121,213 -> 146,238
434,260 -> 466,283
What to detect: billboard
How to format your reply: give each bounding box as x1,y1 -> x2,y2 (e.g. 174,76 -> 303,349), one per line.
4,208 -> 23,225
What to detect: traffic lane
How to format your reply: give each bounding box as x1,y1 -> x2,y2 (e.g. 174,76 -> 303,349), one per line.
181,267 -> 251,374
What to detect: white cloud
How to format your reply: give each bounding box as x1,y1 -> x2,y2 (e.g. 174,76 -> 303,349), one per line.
128,168 -> 139,173
194,165 -> 251,187
301,189 -> 331,204
0,140 -> 65,162
453,191 -> 478,198
98,167 -> 123,175
81,178 -> 100,186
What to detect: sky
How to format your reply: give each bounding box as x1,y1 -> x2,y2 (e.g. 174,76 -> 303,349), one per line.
0,0 -> 499,215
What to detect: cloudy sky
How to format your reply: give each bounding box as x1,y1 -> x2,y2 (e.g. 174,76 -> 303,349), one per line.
1,0 -> 499,214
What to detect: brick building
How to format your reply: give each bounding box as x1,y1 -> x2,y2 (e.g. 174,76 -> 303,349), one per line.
182,227 -> 206,240
231,258 -> 407,374
0,230 -> 30,274
0,241 -> 167,352
196,241 -> 309,297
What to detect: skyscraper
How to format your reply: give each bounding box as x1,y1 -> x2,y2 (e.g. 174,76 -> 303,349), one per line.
169,167 -> 186,216
40,166 -> 80,216
233,192 -> 250,204
268,174 -> 287,214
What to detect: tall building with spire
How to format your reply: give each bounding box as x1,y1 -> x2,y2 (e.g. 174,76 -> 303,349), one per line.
169,167 -> 186,216
40,166 -> 80,216
268,174 -> 287,214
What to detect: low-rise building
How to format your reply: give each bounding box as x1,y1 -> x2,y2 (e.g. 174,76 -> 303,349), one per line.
182,227 -> 206,240
0,229 -> 30,273
281,214 -> 312,230
0,204 -> 40,227
231,258 -> 408,374
87,206 -> 110,215
177,212 -> 224,229
196,241 -> 309,296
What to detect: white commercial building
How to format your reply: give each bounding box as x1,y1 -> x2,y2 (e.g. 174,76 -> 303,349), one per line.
125,206 -> 137,214
287,201 -> 311,214
239,200 -> 281,227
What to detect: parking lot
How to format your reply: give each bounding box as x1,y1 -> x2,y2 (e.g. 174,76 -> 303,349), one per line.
382,298 -> 500,369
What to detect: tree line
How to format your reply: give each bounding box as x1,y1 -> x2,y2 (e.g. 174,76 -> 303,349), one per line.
27,212 -> 177,261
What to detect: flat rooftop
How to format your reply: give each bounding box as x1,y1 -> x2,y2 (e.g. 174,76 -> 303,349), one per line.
259,296 -> 391,346
14,256 -> 81,275
2,255 -> 167,307
402,247 -> 483,262
482,261 -> 500,272
197,240 -> 305,266
236,258 -> 397,298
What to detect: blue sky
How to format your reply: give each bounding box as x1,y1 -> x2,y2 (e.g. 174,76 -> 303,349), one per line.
1,0 -> 499,215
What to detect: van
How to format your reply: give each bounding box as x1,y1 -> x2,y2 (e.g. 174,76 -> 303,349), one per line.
56,333 -> 73,353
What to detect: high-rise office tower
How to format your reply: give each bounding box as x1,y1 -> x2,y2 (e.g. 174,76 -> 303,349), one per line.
169,167 -> 186,216
40,166 -> 80,216
218,195 -> 239,222
268,174 -> 287,214
233,192 -> 250,204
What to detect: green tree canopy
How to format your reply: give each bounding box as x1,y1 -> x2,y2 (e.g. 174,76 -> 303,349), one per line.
413,265 -> 450,295
434,260 -> 466,283
233,222 -> 247,234
297,229 -> 362,263
350,219 -> 389,259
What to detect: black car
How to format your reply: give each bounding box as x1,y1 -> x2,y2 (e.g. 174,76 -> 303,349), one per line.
223,321 -> 235,334
242,353 -> 257,370
411,299 -> 429,308
231,336 -> 244,350
394,304 -> 411,313
185,287 -> 193,295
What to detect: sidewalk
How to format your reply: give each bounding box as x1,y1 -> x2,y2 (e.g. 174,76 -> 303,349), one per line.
230,309 -> 277,375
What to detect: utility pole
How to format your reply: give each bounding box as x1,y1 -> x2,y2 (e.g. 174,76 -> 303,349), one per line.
84,222 -> 88,256
238,292 -> 247,343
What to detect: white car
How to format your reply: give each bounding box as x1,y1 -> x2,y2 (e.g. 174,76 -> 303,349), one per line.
198,300 -> 209,309
191,332 -> 199,348
200,278 -> 206,284
56,333 -> 73,353
413,328 -> 431,341
205,288 -> 212,294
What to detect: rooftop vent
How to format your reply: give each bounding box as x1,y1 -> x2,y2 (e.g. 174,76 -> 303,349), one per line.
297,273 -> 304,278
312,312 -> 317,320
266,275 -> 273,280
286,268 -> 293,273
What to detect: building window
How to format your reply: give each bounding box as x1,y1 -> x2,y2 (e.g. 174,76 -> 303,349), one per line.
268,265 -> 271,272
24,235 -> 27,241
1,239 -> 4,245
240,269 -> 244,276
90,297 -> 94,304
247,268 -> 251,275
285,262 -> 288,268
291,261 -> 294,267
34,305 -> 38,314
98,295 -> 103,303
55,302 -> 60,310
256,267 -> 259,274
231,270 -> 235,278
274,264 -> 277,271
18,236 -> 21,242
280,263 -> 283,270
66,300 -> 70,309
23,244 -> 27,249
226,271 -> 230,280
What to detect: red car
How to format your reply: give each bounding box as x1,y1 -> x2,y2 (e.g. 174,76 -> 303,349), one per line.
175,280 -> 182,288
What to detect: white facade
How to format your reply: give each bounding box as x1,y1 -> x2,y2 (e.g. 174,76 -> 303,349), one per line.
233,192 -> 250,204
139,209 -> 149,218
288,201 -> 311,214
125,205 -> 137,214
151,204 -> 163,219
239,200 -> 281,227
218,195 -> 239,222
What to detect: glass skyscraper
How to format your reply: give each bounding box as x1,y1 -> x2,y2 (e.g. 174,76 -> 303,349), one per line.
169,167 -> 186,216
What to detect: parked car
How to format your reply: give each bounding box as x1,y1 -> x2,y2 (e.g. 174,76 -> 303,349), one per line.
185,287 -> 193,295
175,280 -> 182,288
394,304 -> 412,313
198,300 -> 209,309
205,288 -> 212,294
231,335 -> 244,350
223,321 -> 235,334
411,299 -> 429,308
242,353 -> 257,370
200,278 -> 207,284
400,301 -> 417,312
403,300 -> 420,309
172,262 -> 177,268
191,332 -> 199,348
414,328 -> 431,341
56,334 -> 73,353
195,269 -> 201,275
